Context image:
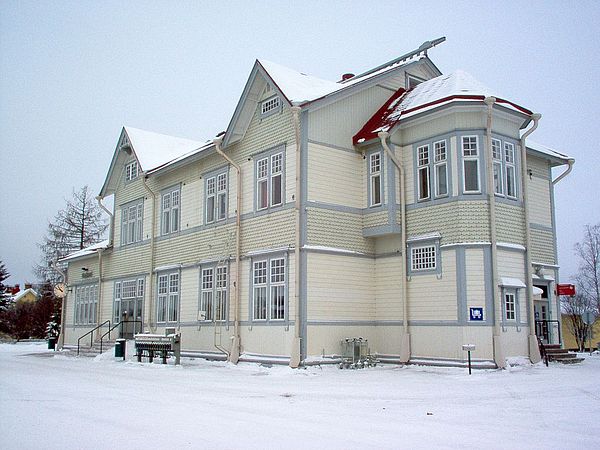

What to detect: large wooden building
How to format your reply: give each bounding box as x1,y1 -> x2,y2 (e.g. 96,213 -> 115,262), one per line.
60,39 -> 573,368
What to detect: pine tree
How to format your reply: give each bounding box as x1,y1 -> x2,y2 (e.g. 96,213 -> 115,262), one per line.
34,186 -> 108,284
0,260 -> 10,311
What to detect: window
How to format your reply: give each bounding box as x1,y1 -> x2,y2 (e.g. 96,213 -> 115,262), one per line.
369,152 -> 382,206
125,161 -> 138,182
200,266 -> 227,322
161,186 -> 180,235
256,149 -> 284,211
121,199 -> 143,246
411,245 -> 436,271
504,292 -> 516,321
157,272 -> 179,323
417,145 -> 430,201
434,140 -> 448,197
113,278 -> 144,324
462,136 -> 480,193
206,172 -> 228,223
261,96 -> 281,116
74,284 -> 98,325
504,142 -> 517,198
492,138 -> 504,195
252,256 -> 286,321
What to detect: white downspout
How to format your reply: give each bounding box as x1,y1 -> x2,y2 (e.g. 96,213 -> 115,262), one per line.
141,173 -> 157,333
484,97 -> 506,368
520,113 -> 542,363
290,106 -> 302,368
95,248 -> 104,340
378,131 -> 410,363
51,260 -> 67,350
552,159 -> 575,185
96,196 -> 114,247
213,137 -> 242,364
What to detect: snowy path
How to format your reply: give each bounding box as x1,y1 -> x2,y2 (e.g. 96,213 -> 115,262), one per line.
0,343 -> 598,449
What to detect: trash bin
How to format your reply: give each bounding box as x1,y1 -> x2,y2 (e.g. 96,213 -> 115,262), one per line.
115,339 -> 126,359
48,337 -> 56,350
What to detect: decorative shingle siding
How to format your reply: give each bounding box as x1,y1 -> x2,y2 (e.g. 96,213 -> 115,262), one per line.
363,211 -> 389,229
531,228 -> 556,264
306,208 -> 374,254
240,209 -> 295,254
496,203 -> 525,245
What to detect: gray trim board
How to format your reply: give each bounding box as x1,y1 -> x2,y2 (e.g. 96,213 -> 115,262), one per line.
307,139 -> 356,154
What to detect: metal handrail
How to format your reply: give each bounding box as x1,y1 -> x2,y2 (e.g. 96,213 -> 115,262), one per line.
537,336 -> 549,367
535,319 -> 562,345
77,320 -> 110,356
99,320 -> 143,354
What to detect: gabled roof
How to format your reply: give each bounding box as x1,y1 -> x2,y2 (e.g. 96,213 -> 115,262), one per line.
527,141 -> 573,165
59,240 -> 110,262
354,70 -> 533,145
100,127 -> 209,197
14,288 -> 41,302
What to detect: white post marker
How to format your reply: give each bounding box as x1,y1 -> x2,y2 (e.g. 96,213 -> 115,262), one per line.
462,344 -> 476,374
582,312 -> 596,355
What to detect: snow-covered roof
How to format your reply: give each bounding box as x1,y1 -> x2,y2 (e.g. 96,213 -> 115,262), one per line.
60,240 -> 110,262
499,277 -> 527,288
124,126 -> 208,173
14,288 -> 40,302
526,140 -> 572,163
259,53 -> 426,106
354,70 -> 532,144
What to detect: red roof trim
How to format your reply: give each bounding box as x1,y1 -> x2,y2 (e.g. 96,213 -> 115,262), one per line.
256,60 -> 293,107
352,88 -> 407,145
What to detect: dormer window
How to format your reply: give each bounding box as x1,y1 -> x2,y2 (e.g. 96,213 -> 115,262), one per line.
261,96 -> 281,118
125,161 -> 138,181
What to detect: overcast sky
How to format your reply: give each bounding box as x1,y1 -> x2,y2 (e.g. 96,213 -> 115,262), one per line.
1,1 -> 598,285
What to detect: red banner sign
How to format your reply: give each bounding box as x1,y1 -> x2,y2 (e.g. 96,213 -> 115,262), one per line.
556,284 -> 576,296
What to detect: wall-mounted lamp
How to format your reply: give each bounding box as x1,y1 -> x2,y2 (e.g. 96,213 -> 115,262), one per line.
528,169 -> 533,180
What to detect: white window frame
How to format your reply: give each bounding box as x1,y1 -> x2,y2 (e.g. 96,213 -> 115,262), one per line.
74,284 -> 98,325
492,138 -> 504,196
369,151 -> 383,206
411,245 -> 437,272
157,272 -> 179,323
504,292 -> 516,321
504,142 -> 517,199
161,186 -> 180,235
199,265 -> 227,322
121,199 -> 143,246
125,161 -> 138,182
252,256 -> 286,321
261,96 -> 281,117
417,145 -> 430,201
461,135 -> 480,194
433,140 -> 448,198
255,149 -> 285,212
205,171 -> 228,224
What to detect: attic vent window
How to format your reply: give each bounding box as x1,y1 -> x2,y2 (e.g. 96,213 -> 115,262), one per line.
261,96 -> 281,117
125,161 -> 138,181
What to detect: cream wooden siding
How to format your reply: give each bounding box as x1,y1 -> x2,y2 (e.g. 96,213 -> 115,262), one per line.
306,208 -> 374,254
66,256 -> 100,284
408,250 -> 457,320
398,143 -> 415,205
99,280 -> 113,323
308,85 -> 392,149
306,253 -> 375,321
179,267 -> 200,323
307,142 -> 363,208
495,203 -> 525,245
527,156 -> 552,227
465,248 -> 486,310
531,228 -> 556,264
411,326 -> 494,360
375,256 -> 403,320
102,245 -> 151,279
497,250 -> 525,280
406,201 -> 490,245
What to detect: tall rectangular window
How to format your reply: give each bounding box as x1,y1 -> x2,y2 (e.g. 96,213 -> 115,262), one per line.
206,177 -> 216,224
74,284 -> 98,325
200,268 -> 214,321
161,187 -> 180,235
492,138 -> 504,195
217,173 -> 228,220
504,142 -> 517,198
505,292 -> 516,321
256,149 -> 285,211
253,261 -> 268,320
434,140 -> 448,197
199,266 -> 227,322
417,145 -> 430,201
125,161 -> 138,181
206,172 -> 227,224
121,199 -> 143,246
157,272 -> 179,323
369,152 -> 382,206
462,136 -> 480,193
252,257 -> 286,321
215,266 -> 227,321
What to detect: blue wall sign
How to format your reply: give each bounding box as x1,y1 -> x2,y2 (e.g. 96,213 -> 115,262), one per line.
469,307 -> 484,321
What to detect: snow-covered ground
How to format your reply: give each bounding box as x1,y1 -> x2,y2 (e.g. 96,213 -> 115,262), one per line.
1,343 -> 598,449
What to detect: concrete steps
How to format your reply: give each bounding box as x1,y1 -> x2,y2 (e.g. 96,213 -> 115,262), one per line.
543,344 -> 584,364
63,340 -> 116,357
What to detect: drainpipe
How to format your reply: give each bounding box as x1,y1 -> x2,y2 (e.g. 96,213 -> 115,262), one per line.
378,131 -> 410,363
96,196 -> 114,246
141,173 -> 157,333
520,113 -> 542,363
51,260 -> 67,350
290,106 -> 302,368
484,97 -> 506,369
552,159 -> 575,185
213,137 -> 242,364
95,248 -> 104,340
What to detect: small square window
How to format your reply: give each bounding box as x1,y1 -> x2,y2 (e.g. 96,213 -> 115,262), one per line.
411,245 -> 436,271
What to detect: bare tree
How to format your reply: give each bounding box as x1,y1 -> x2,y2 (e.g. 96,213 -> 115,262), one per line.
562,223 -> 600,351
34,186 -> 107,284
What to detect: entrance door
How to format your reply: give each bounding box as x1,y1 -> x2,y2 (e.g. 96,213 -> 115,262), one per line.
120,299 -> 143,339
